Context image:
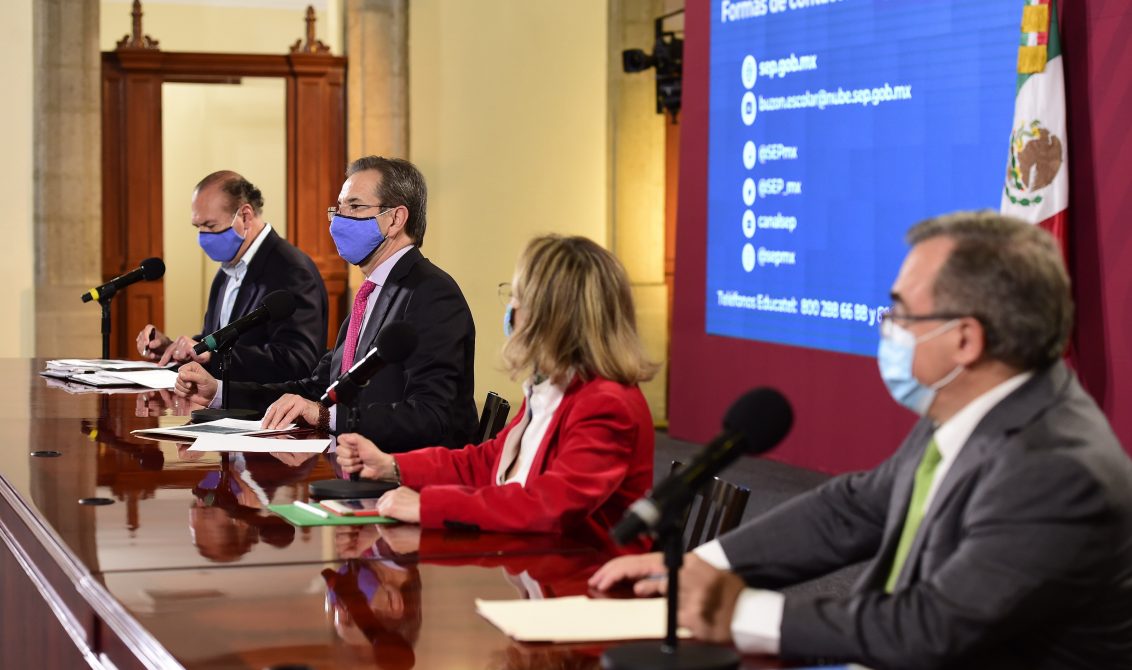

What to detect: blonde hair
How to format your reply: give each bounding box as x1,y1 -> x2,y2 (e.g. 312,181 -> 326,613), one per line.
501,235 -> 658,386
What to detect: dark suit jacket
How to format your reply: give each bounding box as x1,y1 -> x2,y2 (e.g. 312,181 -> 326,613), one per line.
194,228 -> 328,383
718,361 -> 1132,669
227,247 -> 478,453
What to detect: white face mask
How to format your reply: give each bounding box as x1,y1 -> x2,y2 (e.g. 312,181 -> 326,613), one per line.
877,319 -> 963,415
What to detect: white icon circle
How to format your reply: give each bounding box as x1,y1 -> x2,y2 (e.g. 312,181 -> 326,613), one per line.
742,244 -> 756,272
741,92 -> 757,126
741,55 -> 757,89
742,210 -> 756,238
743,141 -> 757,170
742,178 -> 756,206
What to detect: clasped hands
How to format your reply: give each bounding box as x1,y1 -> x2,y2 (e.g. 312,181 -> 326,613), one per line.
588,552 -> 746,645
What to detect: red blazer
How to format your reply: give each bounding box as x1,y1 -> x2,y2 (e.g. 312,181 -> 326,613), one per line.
395,376 -> 654,535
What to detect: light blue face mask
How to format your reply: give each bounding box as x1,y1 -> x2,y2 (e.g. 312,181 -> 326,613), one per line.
503,304 -> 516,337
877,319 -> 963,415
329,212 -> 388,265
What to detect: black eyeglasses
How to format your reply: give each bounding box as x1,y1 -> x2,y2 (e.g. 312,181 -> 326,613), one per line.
326,204 -> 394,222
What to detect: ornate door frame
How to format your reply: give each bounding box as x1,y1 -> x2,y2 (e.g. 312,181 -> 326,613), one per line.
101,43 -> 347,356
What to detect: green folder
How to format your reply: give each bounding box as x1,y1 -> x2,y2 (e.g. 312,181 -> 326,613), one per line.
268,503 -> 399,527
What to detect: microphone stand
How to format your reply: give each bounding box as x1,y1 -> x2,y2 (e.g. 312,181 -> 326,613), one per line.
601,520 -> 740,670
308,374 -> 398,500
99,295 -> 113,359
190,339 -> 257,422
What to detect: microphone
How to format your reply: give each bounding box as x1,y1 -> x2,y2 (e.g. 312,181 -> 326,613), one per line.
81,257 -> 165,303
321,321 -> 418,407
192,290 -> 296,356
611,387 -> 793,545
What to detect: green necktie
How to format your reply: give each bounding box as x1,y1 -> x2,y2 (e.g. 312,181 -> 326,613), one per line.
884,438 -> 943,593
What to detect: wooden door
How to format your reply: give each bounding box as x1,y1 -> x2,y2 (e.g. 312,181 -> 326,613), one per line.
101,49 -> 348,357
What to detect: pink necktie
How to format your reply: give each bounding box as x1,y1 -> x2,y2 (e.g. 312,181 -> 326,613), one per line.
341,280 -> 377,374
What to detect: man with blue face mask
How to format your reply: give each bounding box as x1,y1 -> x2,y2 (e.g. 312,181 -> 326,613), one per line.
136,172 -> 328,383
175,157 -> 478,454
591,211 -> 1132,669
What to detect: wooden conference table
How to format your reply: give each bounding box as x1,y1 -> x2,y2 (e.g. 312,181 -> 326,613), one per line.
0,359 -> 795,670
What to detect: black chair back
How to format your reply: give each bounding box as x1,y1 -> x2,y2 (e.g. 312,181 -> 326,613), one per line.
477,392 -> 511,443
670,460 -> 751,550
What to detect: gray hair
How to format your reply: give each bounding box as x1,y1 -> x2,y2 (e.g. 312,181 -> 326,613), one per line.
907,210 -> 1072,371
346,156 -> 428,248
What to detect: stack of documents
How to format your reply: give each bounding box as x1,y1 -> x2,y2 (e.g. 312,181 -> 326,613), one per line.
41,359 -> 179,389
131,418 -> 330,454
475,596 -> 691,643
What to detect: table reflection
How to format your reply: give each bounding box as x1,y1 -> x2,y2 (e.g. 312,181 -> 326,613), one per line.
189,452 -> 324,562
323,559 -> 422,669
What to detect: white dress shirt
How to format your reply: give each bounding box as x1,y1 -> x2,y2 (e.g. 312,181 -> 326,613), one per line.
218,223 -> 271,327
494,375 -> 566,486
694,371 -> 1034,655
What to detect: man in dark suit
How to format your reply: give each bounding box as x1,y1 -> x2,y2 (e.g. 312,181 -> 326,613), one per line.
136,171 -> 328,383
591,212 -> 1132,669
175,157 -> 478,453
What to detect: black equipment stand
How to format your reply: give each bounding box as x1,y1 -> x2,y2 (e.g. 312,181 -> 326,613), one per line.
99,297 -> 112,360
308,377 -> 397,500
190,346 -> 258,422
600,521 -> 740,670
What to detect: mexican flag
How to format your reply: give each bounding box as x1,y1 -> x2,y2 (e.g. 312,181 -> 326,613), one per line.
1001,0 -> 1068,250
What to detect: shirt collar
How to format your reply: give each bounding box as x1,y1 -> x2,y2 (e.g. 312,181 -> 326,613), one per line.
364,244 -> 415,288
221,222 -> 271,277
933,371 -> 1034,462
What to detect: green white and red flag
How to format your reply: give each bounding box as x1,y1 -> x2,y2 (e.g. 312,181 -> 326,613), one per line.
1001,0 -> 1068,250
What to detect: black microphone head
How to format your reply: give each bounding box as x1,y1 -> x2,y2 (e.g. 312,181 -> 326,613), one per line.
375,321 -> 418,364
262,290 -> 296,321
140,257 -> 165,281
723,387 -> 793,456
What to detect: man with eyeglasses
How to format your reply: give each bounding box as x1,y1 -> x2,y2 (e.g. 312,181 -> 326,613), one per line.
591,211 -> 1132,668
176,156 -> 478,454
136,171 -> 328,383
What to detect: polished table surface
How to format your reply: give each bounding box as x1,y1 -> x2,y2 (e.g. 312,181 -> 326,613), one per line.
0,359 -> 798,669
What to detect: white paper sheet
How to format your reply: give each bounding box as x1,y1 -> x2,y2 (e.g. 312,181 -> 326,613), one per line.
101,369 -> 179,389
48,359 -> 171,371
131,418 -> 300,441
188,433 -> 330,454
475,596 -> 691,643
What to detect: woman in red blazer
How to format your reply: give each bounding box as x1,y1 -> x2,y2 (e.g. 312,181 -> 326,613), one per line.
336,235 -> 656,535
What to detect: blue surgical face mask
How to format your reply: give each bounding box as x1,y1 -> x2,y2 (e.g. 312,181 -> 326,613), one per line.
877,319 -> 963,415
503,304 -> 516,337
198,214 -> 245,263
329,212 -> 387,265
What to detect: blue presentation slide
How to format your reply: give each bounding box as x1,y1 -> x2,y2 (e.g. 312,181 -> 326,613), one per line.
706,0 -> 1020,357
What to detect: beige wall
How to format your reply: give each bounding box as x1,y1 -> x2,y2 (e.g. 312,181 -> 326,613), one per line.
0,0 -> 36,357
100,0 -> 339,338
409,0 -> 611,412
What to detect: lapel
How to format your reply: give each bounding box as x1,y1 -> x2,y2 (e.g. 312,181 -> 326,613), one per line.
202,271 -> 226,335
854,419 -> 935,592
883,362 -> 1071,592
493,397 -> 532,482
228,228 -> 277,321
528,376 -> 586,478
355,247 -> 423,358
